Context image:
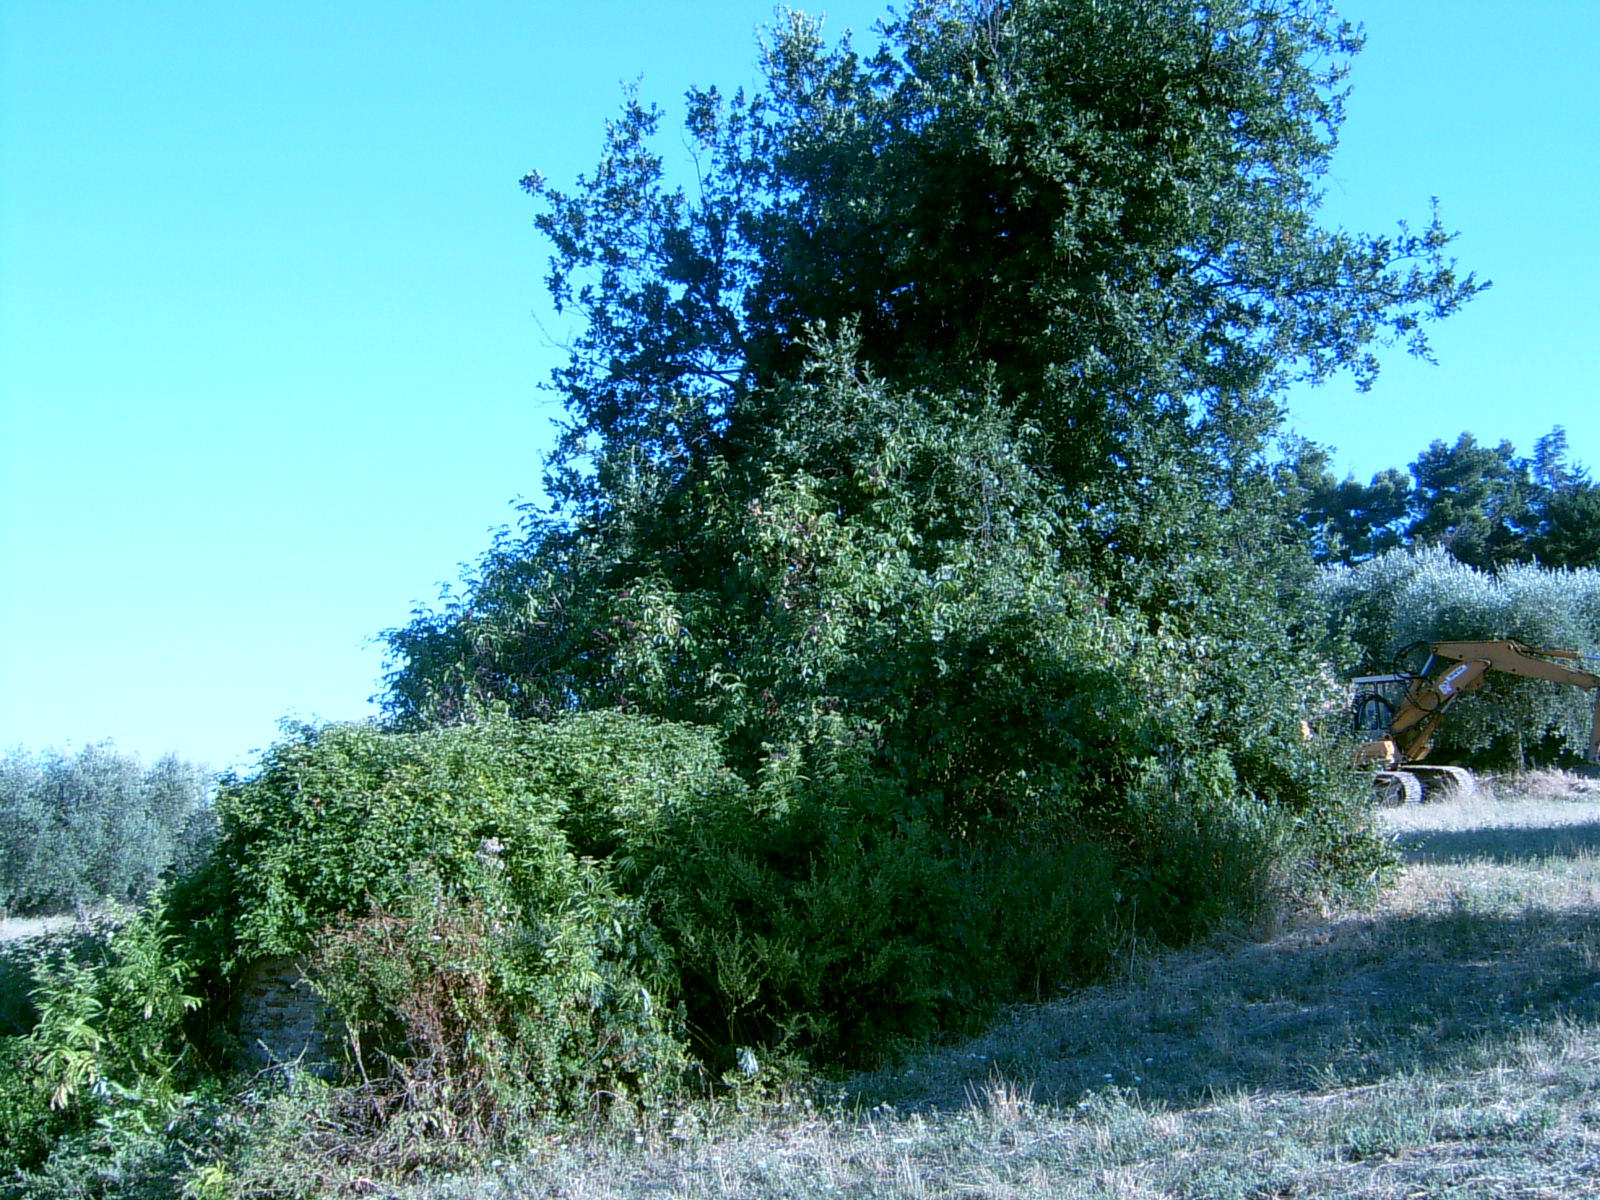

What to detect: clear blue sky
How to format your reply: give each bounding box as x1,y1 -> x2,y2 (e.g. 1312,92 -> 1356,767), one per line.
2,1 -> 1596,771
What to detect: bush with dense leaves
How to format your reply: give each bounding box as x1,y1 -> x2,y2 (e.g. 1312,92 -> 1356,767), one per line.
372,0 -> 1418,1086
168,717 -> 706,1116
0,907 -> 202,1188
166,679 -> 1379,1106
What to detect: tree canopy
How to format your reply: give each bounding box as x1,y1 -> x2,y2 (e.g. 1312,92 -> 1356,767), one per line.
389,0 -> 1479,745
521,1 -> 1478,526
372,0 -> 1475,1056
1296,424 -> 1598,571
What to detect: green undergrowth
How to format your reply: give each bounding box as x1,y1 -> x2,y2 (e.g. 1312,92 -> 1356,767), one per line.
376,778 -> 1600,1200
0,706 -> 1383,1197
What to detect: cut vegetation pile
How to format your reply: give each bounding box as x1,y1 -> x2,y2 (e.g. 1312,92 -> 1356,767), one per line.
397,773 -> 1600,1200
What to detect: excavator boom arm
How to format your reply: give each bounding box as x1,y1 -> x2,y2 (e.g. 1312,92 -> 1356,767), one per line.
1429,640 -> 1600,691
1381,641 -> 1600,767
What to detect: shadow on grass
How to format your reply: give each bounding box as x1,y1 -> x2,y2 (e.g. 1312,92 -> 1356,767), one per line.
1392,820 -> 1600,864
854,889 -> 1600,1115
0,940 -> 42,1037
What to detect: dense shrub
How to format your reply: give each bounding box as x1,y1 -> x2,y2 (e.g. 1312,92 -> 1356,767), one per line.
0,1033 -> 61,1180
1319,547 -> 1600,766
360,0 -> 1422,1111
351,364 -> 1386,1086
0,907 -> 201,1187
167,691 -> 1381,1105
168,718 -> 700,1118
307,875 -> 680,1151
381,3 -> 1446,1046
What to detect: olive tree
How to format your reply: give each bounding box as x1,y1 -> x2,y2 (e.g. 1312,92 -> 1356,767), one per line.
0,744 -> 211,914
1319,547 -> 1600,766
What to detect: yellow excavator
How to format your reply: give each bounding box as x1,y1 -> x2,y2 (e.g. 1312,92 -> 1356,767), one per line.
1351,640 -> 1600,803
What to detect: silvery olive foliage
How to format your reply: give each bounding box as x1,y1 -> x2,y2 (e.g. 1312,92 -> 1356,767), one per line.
0,744 -> 212,916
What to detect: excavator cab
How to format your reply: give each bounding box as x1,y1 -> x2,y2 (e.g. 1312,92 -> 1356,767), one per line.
1350,672 -> 1410,741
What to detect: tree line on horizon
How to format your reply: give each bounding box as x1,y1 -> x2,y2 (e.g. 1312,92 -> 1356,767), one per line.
1295,425 -> 1600,571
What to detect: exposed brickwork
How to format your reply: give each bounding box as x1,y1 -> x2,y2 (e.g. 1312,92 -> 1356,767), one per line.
234,956 -> 335,1069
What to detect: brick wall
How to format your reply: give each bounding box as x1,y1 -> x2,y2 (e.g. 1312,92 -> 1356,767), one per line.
234,956 -> 336,1069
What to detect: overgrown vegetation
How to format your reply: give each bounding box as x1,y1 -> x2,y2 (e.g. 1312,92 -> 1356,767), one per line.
5,0 -> 1554,1193
382,775 -> 1600,1200
369,0 -> 1443,1113
0,906 -> 206,1196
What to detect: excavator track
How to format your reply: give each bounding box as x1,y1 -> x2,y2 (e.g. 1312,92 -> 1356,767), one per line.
1402,764 -> 1476,800
1374,770 -> 1422,805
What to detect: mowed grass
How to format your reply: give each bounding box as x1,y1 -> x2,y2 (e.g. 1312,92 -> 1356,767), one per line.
401,773 -> 1600,1199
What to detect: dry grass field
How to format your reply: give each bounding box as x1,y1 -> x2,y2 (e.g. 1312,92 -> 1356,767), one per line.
398,771 -> 1600,1199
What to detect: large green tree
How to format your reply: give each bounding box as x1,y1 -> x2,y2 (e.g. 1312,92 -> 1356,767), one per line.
389,0 -> 1483,776
523,1 -> 1477,540
1532,482 -> 1600,569
391,0 -> 1477,722
1528,426 -> 1600,569
1291,443 -> 1415,564
1407,432 -> 1537,570
382,0 -> 1472,1016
